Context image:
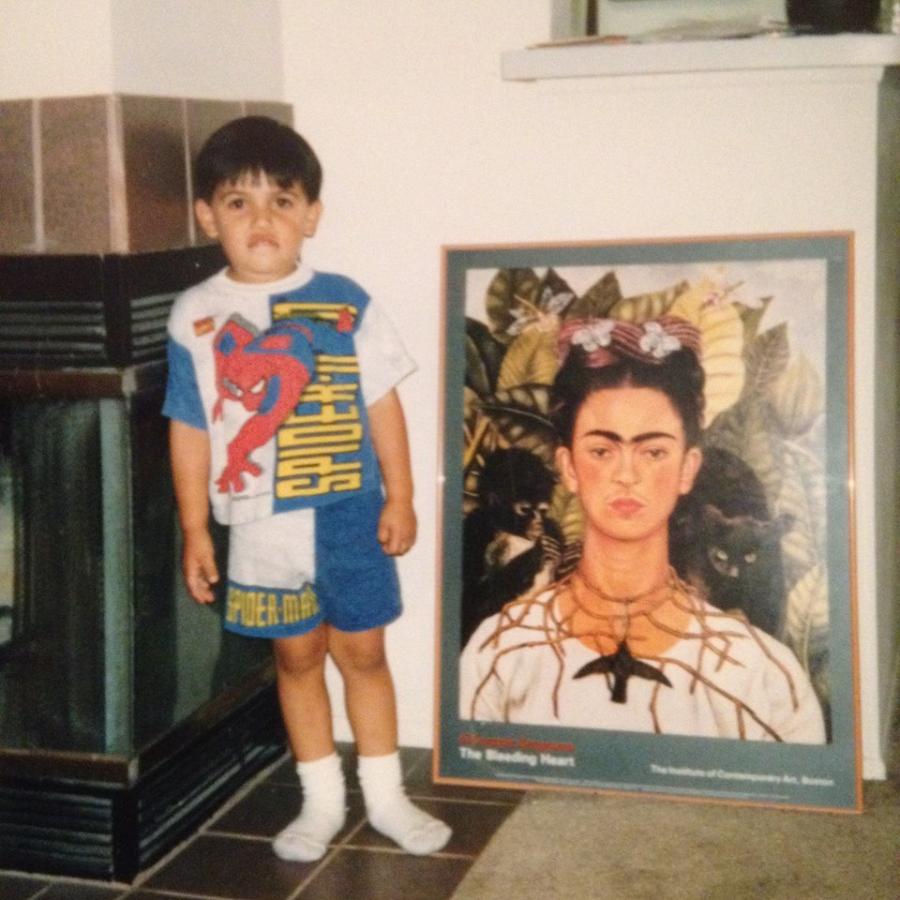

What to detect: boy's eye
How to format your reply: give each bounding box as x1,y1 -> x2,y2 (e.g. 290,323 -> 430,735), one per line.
276,196 -> 295,208
226,198 -> 245,210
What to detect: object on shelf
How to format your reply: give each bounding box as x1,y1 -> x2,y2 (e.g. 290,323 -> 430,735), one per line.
786,0 -> 881,33
629,16 -> 789,43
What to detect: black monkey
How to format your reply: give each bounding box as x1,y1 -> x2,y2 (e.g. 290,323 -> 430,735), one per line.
460,448 -> 562,647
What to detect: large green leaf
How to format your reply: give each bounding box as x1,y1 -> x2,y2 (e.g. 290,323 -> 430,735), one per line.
463,387 -> 499,469
465,317 -> 507,398
480,384 -> 557,465
769,352 -> 824,438
496,325 -> 560,391
465,335 -> 491,398
536,268 -> 577,315
706,396 -> 785,508
607,280 -> 688,323
742,323 -> 790,400
566,271 -> 622,320
485,268 -> 540,344
783,562 -> 830,675
776,441 -> 827,590
463,385 -> 480,437
737,296 -> 773,345
668,278 -> 746,422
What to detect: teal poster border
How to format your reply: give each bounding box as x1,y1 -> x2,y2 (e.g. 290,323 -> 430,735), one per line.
435,233 -> 861,812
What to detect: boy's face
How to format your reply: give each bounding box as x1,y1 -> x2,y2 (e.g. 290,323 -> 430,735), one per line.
194,172 -> 322,283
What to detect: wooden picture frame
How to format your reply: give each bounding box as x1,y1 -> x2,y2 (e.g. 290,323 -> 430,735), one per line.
434,233 -> 861,812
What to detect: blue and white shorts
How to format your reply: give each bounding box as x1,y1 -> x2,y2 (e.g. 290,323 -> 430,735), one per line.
223,490 -> 401,638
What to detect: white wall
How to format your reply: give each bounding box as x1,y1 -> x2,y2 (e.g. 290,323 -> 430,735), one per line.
0,0 -> 114,98
279,1 -> 894,778
110,0 -> 284,99
0,0 -> 284,100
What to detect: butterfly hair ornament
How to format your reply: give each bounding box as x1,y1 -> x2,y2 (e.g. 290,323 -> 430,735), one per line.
557,315 -> 702,369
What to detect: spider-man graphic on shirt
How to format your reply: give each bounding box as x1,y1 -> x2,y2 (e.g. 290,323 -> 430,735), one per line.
211,309 -> 353,494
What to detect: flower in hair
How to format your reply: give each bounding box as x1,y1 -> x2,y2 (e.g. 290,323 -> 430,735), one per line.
639,321 -> 682,359
570,319 -> 616,353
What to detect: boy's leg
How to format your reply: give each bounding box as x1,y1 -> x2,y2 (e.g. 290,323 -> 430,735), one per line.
329,626 -> 451,855
271,627 -> 346,862
327,624 -> 396,755
273,625 -> 333,761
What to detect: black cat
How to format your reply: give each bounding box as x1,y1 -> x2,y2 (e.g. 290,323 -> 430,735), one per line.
670,446 -> 792,637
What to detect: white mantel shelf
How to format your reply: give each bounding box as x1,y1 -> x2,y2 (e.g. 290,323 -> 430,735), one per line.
501,33 -> 900,81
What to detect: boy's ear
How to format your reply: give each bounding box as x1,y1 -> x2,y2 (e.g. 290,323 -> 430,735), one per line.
194,199 -> 219,239
304,200 -> 323,237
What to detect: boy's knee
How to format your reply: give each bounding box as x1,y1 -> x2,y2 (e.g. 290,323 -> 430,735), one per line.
273,628 -> 328,676
345,648 -> 388,675
330,633 -> 387,675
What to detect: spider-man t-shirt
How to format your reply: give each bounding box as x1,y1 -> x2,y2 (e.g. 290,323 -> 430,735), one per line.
163,264 -> 414,526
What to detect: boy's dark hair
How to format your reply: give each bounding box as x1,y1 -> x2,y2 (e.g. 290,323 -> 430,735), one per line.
194,116 -> 322,203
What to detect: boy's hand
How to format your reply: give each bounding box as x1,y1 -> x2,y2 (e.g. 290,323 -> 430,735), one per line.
182,527 -> 220,603
378,498 -> 417,556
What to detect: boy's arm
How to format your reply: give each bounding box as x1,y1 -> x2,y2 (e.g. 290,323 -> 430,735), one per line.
367,388 -> 417,556
170,419 -> 220,603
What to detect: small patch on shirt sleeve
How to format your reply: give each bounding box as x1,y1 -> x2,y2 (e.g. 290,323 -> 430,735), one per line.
193,316 -> 215,336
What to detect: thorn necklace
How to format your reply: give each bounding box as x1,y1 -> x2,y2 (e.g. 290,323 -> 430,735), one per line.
570,568 -> 676,703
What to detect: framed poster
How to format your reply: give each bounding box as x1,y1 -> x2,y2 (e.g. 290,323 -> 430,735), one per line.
435,233 -> 861,812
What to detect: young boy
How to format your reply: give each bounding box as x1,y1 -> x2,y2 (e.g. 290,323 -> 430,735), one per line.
163,116 -> 451,862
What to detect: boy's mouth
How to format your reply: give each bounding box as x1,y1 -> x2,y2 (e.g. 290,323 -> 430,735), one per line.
249,234 -> 278,249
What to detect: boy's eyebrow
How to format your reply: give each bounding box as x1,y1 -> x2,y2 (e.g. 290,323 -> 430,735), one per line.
215,185 -> 251,197
216,182 -> 304,197
581,429 -> 678,444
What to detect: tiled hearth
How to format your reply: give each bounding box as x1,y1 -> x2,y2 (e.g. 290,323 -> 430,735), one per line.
0,745 -> 523,898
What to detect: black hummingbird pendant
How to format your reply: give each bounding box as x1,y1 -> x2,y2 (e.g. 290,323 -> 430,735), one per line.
573,641 -> 672,704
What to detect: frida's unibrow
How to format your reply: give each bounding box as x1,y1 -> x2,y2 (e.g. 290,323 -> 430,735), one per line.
582,429 -> 678,444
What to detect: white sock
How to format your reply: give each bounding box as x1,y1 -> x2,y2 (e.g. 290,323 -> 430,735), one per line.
358,751 -> 452,855
272,752 -> 346,862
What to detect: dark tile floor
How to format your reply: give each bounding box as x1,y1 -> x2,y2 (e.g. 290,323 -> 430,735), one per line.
0,745 -> 523,900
